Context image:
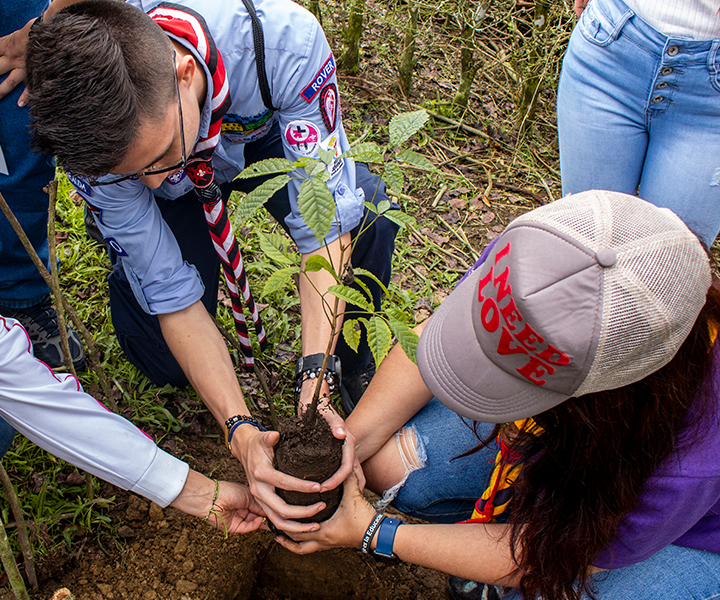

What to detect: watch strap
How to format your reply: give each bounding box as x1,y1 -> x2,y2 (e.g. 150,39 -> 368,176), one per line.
373,516 -> 403,558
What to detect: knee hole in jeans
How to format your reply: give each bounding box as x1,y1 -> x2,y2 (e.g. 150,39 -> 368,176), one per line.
375,426 -> 427,512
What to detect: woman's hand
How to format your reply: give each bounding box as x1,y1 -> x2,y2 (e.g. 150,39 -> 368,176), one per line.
275,467 -> 377,554
204,481 -> 268,534
169,470 -> 267,534
574,0 -> 588,18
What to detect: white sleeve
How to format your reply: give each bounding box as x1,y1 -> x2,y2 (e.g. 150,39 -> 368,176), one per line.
0,316 -> 189,507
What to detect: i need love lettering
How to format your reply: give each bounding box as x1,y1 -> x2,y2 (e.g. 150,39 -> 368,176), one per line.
477,242 -> 570,386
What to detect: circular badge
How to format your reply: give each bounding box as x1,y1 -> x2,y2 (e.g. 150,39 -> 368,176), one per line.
284,120 -> 321,156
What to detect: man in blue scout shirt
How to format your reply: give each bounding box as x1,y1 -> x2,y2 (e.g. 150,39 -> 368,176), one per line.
21,0 -> 397,529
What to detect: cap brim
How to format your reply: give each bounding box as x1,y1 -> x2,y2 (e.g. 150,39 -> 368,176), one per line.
417,269 -> 570,423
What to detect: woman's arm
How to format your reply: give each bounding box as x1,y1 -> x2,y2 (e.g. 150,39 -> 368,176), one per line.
277,471 -> 522,586
346,321 -> 433,463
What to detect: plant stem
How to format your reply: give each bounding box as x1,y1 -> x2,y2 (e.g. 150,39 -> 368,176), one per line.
47,180 -> 76,377
0,190 -> 118,412
0,516 -> 29,600
0,463 -> 36,589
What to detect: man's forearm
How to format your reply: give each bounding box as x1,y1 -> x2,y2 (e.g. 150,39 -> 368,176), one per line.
157,300 -> 251,425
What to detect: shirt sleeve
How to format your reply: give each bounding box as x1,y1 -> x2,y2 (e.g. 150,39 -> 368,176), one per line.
0,316 -> 189,506
74,179 -> 205,315
268,11 -> 364,254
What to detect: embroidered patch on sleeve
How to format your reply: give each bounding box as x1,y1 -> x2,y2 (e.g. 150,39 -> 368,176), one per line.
301,54 -> 336,103
320,132 -> 344,177
284,120 -> 321,156
319,83 -> 339,132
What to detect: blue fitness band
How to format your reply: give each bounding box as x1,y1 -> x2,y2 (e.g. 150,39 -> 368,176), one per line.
373,516 -> 403,559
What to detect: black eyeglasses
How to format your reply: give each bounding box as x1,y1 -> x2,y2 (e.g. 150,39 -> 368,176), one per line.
89,53 -> 187,186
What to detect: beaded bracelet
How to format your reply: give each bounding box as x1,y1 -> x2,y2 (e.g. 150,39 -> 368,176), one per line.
294,353 -> 341,394
224,415 -> 267,451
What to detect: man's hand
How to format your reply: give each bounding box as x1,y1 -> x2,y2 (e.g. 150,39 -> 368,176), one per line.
0,18 -> 33,104
230,424 -> 329,533
205,481 -> 269,534
574,0 -> 588,18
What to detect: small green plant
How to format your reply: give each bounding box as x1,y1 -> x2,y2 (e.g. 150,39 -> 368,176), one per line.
231,109 -> 433,393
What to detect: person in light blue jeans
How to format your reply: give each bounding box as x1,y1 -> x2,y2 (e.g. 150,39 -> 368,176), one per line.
279,191 -> 720,600
557,0 -> 720,248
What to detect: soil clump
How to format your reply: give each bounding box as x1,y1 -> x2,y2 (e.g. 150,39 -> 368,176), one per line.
274,414 -> 343,523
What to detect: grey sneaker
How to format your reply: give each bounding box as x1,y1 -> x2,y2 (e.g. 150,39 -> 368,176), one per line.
0,296 -> 86,371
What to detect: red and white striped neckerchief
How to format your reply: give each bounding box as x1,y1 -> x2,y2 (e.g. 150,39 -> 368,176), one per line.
148,2 -> 268,370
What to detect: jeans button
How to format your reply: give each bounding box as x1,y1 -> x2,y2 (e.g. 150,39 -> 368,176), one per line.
652,95 -> 665,103
657,81 -> 668,89
667,45 -> 679,56
661,66 -> 674,76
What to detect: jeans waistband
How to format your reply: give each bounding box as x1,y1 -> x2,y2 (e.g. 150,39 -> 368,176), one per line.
590,0 -> 720,63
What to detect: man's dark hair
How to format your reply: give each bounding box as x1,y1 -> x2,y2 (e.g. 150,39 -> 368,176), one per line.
26,0 -> 176,177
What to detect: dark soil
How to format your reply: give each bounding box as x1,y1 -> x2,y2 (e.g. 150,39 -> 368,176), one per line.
28,412 -> 449,600
274,415 -> 344,523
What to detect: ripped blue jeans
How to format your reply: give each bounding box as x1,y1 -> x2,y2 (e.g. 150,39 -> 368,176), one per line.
557,0 -> 720,248
384,399 -> 720,599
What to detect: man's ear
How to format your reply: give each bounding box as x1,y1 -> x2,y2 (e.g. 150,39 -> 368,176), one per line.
176,54 -> 196,89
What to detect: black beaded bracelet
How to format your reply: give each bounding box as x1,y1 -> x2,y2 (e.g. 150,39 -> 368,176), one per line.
294,353 -> 342,393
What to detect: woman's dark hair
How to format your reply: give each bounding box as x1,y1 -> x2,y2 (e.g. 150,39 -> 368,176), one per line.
494,284 -> 720,600
25,0 -> 176,177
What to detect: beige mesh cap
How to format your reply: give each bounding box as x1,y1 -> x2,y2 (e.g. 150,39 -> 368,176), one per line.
417,190 -> 711,423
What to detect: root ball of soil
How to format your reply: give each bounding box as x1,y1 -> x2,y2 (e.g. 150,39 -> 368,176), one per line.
274,415 -> 343,523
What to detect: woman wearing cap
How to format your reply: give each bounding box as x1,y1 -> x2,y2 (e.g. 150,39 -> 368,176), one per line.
277,190 -> 720,600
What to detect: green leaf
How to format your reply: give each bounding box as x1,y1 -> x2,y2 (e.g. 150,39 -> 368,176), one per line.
340,142 -> 385,163
382,209 -> 416,229
234,158 -> 296,180
353,267 -> 390,297
365,316 -> 393,366
308,160 -> 328,177
327,284 -> 372,311
261,266 -> 299,297
318,147 -> 336,165
257,231 -> 297,266
395,148 -> 436,171
342,319 -> 362,353
363,201 -> 378,215
377,199 -> 391,213
303,254 -> 338,280
233,174 -> 290,222
297,176 -> 336,243
389,109 -> 429,147
382,163 -> 404,195
389,317 -> 419,364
